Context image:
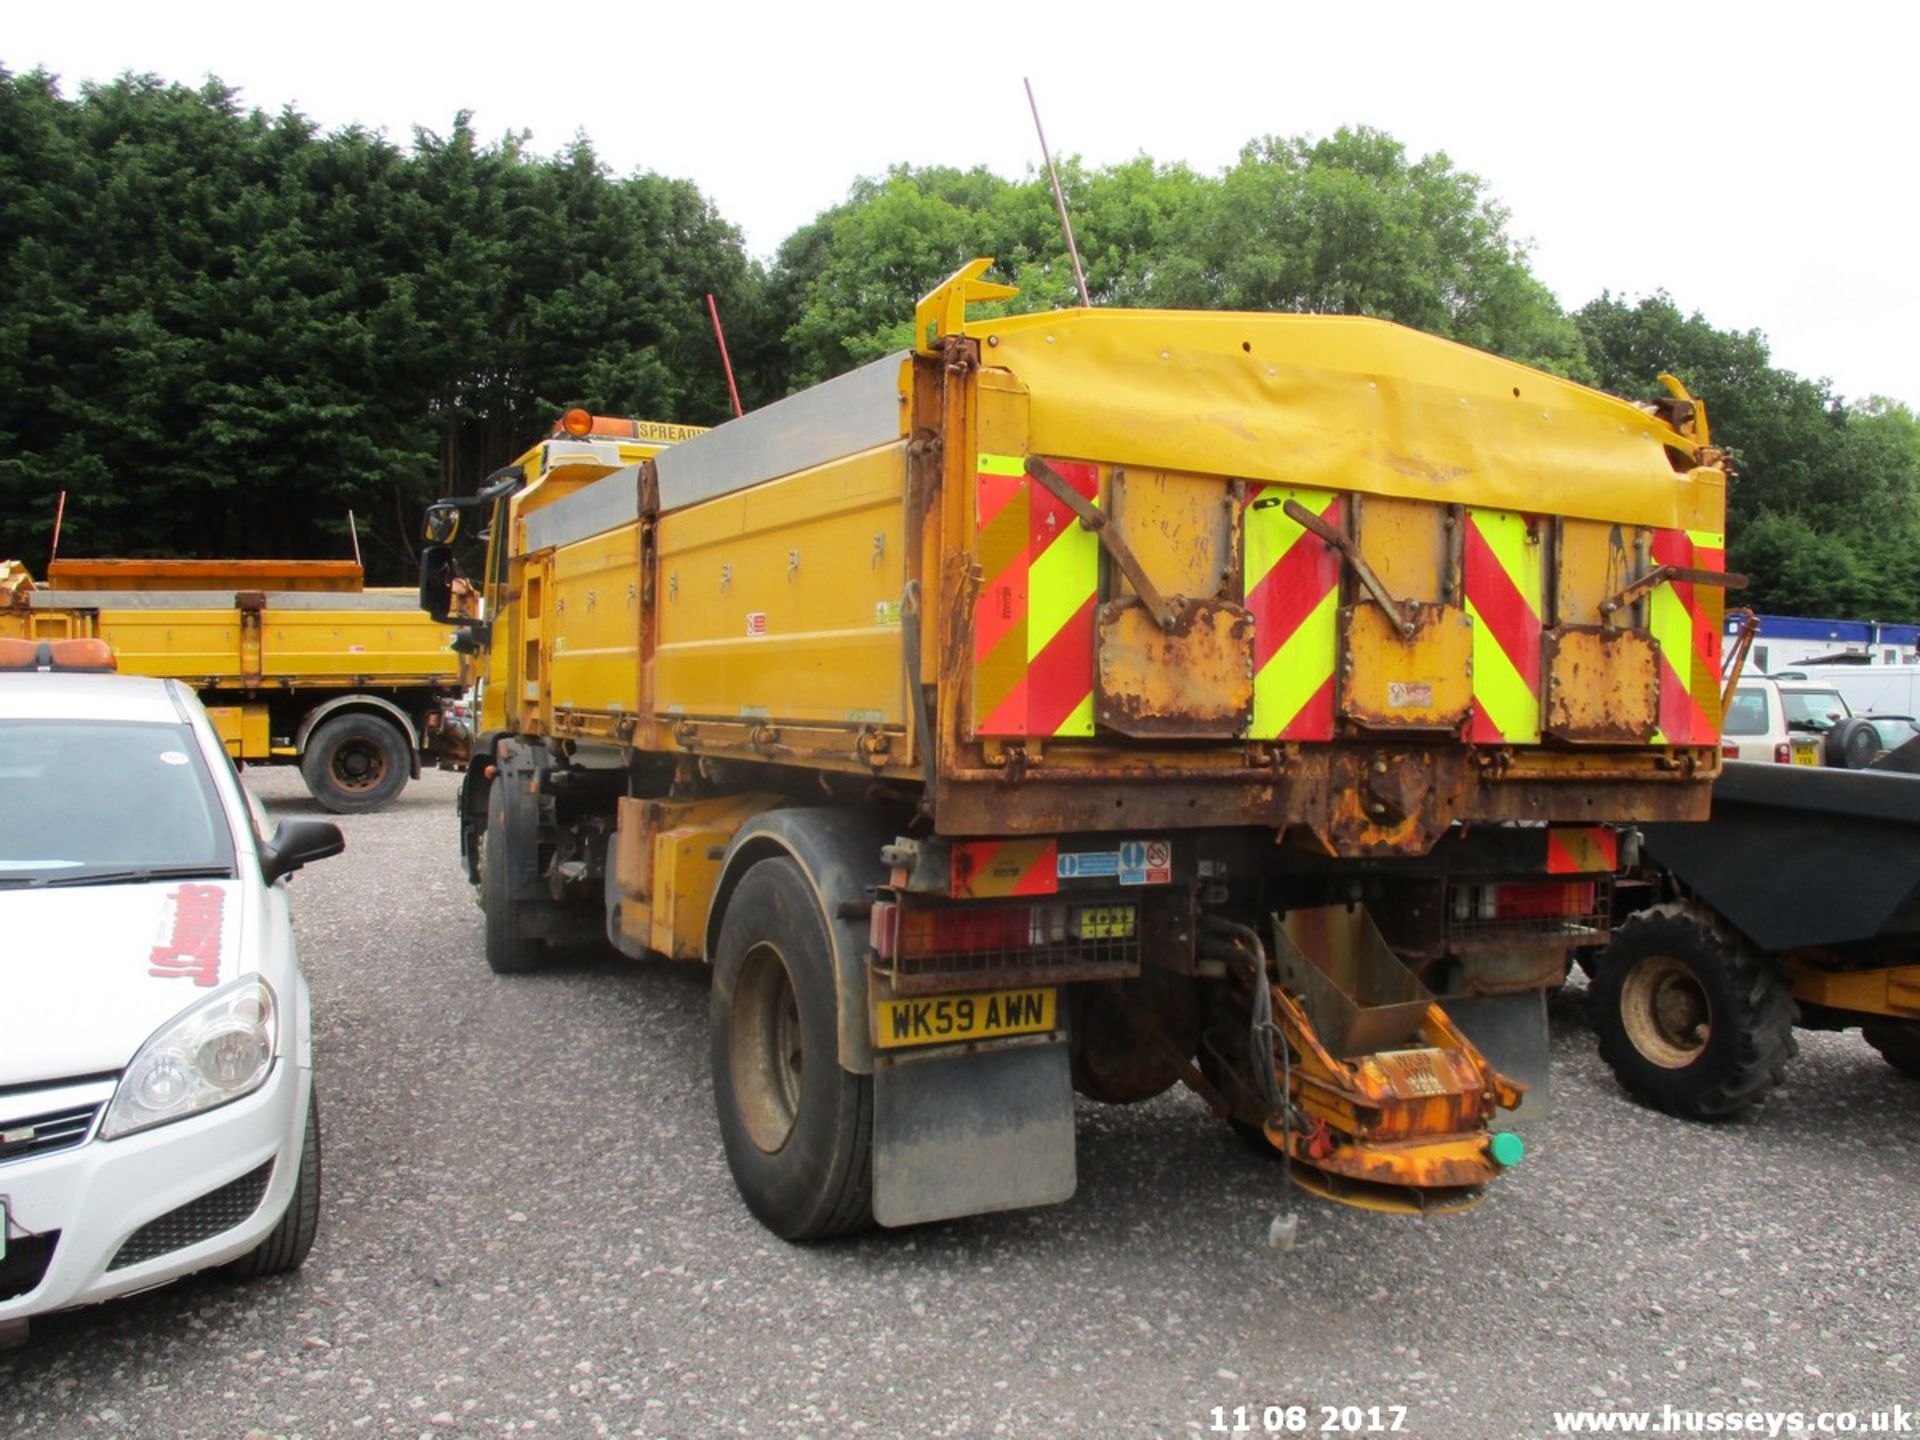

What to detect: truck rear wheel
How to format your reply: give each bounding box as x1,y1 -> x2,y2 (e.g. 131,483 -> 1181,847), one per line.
1590,904 -> 1797,1119
302,714 -> 410,814
1861,1018 -> 1920,1078
710,857 -> 872,1240
482,769 -> 546,974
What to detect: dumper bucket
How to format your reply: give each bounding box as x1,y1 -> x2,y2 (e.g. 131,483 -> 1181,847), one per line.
1270,905 -> 1434,1059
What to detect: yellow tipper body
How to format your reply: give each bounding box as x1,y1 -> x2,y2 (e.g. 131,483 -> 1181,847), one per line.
500,265 -> 1725,858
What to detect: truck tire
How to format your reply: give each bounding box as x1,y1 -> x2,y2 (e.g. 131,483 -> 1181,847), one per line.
227,1088 -> 320,1279
1590,903 -> 1797,1119
1862,1018 -> 1920,1079
301,715 -> 410,813
482,770 -> 546,974
710,857 -> 872,1240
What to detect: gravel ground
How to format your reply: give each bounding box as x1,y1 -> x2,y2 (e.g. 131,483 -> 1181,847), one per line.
4,769 -> 1916,1440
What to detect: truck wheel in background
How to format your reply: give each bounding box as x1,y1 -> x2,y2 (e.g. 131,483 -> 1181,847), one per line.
710,857 -> 872,1240
301,714 -> 410,813
1590,903 -> 1797,1119
1861,1018 -> 1920,1078
481,766 -> 547,974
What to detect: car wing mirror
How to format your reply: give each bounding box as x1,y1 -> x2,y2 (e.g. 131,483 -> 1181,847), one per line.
261,818 -> 345,883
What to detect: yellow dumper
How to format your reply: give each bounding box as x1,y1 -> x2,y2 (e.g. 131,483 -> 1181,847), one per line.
420,262 -> 1734,1235
1,555 -> 466,812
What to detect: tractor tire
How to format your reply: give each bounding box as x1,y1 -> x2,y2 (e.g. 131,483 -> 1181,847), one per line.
301,714 -> 410,814
1862,1017 -> 1920,1079
1590,903 -> 1798,1119
710,857 -> 872,1240
481,768 -> 546,975
227,1088 -> 321,1279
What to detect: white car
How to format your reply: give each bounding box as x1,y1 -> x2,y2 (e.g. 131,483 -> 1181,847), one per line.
0,639 -> 342,1343
1720,676 -> 1849,765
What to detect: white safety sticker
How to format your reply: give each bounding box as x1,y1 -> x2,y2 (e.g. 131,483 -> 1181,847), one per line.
1118,839 -> 1172,886
1058,838 -> 1171,885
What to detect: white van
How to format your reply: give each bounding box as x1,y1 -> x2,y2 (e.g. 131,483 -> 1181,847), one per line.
1783,664 -> 1920,718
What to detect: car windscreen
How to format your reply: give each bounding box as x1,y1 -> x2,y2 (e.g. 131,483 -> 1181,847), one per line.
0,720 -> 235,883
1781,690 -> 1847,730
1723,688 -> 1769,736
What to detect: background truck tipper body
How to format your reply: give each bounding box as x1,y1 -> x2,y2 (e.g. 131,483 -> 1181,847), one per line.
421,262 -> 1732,1236
0,556 -> 467,812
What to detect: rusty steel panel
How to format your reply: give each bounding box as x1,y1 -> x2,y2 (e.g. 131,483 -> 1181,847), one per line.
1094,597 -> 1254,738
1105,467 -> 1236,601
1542,626 -> 1660,743
1554,517 -> 1645,627
1353,493 -> 1450,602
1272,906 -> 1434,1058
1339,601 -> 1475,731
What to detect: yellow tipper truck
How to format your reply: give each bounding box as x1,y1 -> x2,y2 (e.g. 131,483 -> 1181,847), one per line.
0,555 -> 466,812
419,261 -> 1735,1236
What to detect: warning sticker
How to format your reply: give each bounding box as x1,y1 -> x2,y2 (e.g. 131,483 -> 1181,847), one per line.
1059,838 -> 1171,886
1056,850 -> 1119,880
1387,680 -> 1433,709
1118,839 -> 1172,886
746,612 -> 767,637
874,600 -> 902,627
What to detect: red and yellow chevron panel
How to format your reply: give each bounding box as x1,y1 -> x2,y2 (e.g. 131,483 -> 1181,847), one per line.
950,838 -> 1060,898
1464,508 -> 1544,744
972,454 -> 1099,737
1244,486 -> 1343,740
1546,826 -> 1619,875
1649,527 -> 1725,745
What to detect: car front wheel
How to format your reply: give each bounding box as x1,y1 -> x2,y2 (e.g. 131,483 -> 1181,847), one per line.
227,1087 -> 321,1279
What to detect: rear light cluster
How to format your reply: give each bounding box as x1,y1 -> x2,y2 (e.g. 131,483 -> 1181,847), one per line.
1451,881 -> 1597,924
870,899 -> 1134,960
1720,743 -> 1795,763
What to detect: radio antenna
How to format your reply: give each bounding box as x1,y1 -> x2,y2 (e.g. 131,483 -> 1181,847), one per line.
1023,78 -> 1092,308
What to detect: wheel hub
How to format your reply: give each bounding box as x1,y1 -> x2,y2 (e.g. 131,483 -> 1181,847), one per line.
730,942 -> 804,1153
1620,954 -> 1712,1068
330,741 -> 387,792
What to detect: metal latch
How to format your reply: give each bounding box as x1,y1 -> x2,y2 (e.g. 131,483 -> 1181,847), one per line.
1600,564 -> 1748,620
1024,456 -> 1183,631
1277,497 -> 1418,638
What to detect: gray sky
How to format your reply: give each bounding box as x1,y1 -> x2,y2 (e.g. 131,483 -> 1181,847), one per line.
8,1 -> 1915,407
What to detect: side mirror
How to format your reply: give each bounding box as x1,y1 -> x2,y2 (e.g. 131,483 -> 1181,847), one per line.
423,502 -> 461,545
419,544 -> 457,624
261,818 -> 345,884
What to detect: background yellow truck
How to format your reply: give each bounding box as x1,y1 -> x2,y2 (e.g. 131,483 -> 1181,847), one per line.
0,556 -> 467,812
420,261 -> 1734,1238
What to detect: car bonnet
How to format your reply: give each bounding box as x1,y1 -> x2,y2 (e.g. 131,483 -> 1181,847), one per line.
0,879 -> 256,1086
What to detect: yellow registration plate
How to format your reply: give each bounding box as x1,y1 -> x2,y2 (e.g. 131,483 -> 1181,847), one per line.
874,987 -> 1057,1050
1791,739 -> 1821,765
1074,905 -> 1136,940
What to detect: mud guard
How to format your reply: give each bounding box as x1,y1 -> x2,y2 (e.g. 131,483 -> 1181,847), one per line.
1442,990 -> 1551,1125
708,809 -> 1080,1224
872,1043 -> 1077,1227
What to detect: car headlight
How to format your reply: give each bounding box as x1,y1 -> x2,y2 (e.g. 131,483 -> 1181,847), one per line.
100,977 -> 278,1139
